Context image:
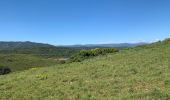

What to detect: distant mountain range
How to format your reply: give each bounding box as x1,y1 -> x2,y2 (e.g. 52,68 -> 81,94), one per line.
0,41 -> 147,50
0,41 -> 147,58
60,43 -> 147,48
0,41 -> 55,50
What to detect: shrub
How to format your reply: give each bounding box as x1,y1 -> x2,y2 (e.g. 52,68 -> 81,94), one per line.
69,48 -> 119,62
0,67 -> 11,75
79,48 -> 118,57
36,74 -> 48,80
162,38 -> 170,44
58,60 -> 66,64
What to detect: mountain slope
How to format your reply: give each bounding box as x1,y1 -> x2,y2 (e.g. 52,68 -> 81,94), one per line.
0,41 -> 80,58
0,54 -> 57,72
0,41 -> 55,50
0,40 -> 170,99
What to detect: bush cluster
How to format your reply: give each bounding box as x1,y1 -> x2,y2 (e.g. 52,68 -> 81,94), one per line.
69,48 -> 119,62
162,38 -> 170,44
0,67 -> 11,75
136,38 -> 170,50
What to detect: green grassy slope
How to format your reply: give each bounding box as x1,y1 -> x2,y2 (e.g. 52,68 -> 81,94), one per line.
0,41 -> 170,99
0,54 -> 57,72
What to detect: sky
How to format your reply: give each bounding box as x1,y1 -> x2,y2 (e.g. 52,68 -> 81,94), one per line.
0,0 -> 170,45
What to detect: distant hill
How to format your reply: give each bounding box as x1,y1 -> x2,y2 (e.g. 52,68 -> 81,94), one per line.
0,41 -> 55,50
0,41 -> 146,57
0,41 -> 80,58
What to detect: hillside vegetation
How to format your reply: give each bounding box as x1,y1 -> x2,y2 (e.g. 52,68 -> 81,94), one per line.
0,41 -> 143,58
0,41 -> 80,58
0,39 -> 170,99
69,48 -> 119,62
0,47 -> 80,58
0,41 -> 54,50
0,54 -> 57,72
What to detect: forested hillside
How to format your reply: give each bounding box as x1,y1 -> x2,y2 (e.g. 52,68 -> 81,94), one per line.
0,41 -> 54,50
0,41 -> 80,58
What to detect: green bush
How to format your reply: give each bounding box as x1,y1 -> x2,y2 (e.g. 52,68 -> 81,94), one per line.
69,48 -> 119,62
58,60 -> 66,64
0,67 -> 11,75
162,38 -> 170,44
136,38 -> 170,50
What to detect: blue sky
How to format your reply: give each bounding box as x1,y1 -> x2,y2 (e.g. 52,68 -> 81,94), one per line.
0,0 -> 170,45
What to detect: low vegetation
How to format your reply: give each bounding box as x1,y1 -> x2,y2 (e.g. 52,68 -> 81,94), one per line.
0,46 -> 80,58
0,39 -> 170,99
136,38 -> 170,49
69,48 -> 119,62
0,54 -> 57,72
0,67 -> 11,75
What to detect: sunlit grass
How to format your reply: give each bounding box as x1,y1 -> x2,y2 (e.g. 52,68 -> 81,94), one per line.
0,41 -> 170,99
